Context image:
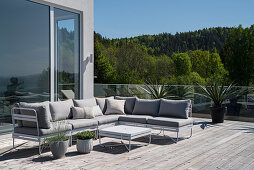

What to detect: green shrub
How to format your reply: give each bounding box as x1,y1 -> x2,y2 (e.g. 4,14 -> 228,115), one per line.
45,132 -> 69,145
76,131 -> 96,140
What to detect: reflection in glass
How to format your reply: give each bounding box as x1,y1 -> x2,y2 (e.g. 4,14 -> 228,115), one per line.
0,0 -> 50,132
54,8 -> 80,100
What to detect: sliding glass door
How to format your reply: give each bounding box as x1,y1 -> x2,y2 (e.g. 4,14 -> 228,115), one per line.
54,8 -> 80,100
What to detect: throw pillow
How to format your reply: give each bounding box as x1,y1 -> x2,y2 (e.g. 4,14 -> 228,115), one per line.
93,105 -> 103,117
105,99 -> 125,115
115,96 -> 137,114
73,98 -> 97,107
95,96 -> 114,113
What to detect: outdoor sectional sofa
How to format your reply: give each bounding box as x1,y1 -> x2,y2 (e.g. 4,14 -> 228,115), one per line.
11,96 -> 193,154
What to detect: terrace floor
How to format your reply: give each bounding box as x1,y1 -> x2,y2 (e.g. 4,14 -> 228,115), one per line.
0,118 -> 254,170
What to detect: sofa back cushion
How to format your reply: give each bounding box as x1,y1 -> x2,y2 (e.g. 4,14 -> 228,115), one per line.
132,98 -> 160,116
158,99 -> 191,119
73,98 -> 97,108
19,102 -> 51,129
96,96 -> 114,113
105,99 -> 125,115
115,96 -> 137,114
50,99 -> 74,121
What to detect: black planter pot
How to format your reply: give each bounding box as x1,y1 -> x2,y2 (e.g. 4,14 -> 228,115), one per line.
210,106 -> 226,123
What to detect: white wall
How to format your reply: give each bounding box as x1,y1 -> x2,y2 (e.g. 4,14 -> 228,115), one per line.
33,0 -> 94,99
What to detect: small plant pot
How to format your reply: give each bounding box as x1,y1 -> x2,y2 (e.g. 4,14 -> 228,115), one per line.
76,139 -> 93,154
49,140 -> 69,159
210,106 -> 226,123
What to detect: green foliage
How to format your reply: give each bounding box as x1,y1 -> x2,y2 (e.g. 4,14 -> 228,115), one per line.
221,25 -> 254,85
45,121 -> 69,145
196,81 -> 237,108
138,81 -> 173,99
94,25 -> 254,86
172,53 -> 191,76
76,131 -> 96,140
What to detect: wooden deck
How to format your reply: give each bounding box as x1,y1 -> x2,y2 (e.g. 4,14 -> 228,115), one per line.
0,118 -> 254,170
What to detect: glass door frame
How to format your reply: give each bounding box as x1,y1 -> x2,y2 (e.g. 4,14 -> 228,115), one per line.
48,6 -> 82,101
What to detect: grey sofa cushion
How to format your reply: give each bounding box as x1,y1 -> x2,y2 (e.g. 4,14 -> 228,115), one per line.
67,119 -> 98,129
105,99 -> 125,115
115,96 -> 137,114
50,99 -> 74,121
93,105 -> 103,117
93,115 -> 120,125
159,99 -> 191,119
19,102 -> 51,129
73,98 -> 97,108
96,96 -> 114,113
147,117 -> 194,128
14,122 -> 72,136
118,115 -> 153,124
132,98 -> 160,116
72,106 -> 95,119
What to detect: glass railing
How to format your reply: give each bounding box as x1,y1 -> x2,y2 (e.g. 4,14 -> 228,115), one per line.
95,84 -> 254,121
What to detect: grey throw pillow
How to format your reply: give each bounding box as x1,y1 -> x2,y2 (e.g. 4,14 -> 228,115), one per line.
50,99 -> 74,121
96,96 -> 114,113
158,99 -> 191,119
72,106 -> 97,119
72,107 -> 85,119
93,105 -> 103,117
115,96 -> 137,114
132,98 -> 160,116
73,98 -> 97,107
105,99 -> 125,115
19,102 -> 51,129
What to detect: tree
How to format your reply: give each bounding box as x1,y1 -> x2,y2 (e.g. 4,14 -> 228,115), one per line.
172,53 -> 191,76
221,25 -> 254,85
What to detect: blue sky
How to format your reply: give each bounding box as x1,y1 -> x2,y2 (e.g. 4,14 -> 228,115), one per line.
94,0 -> 254,39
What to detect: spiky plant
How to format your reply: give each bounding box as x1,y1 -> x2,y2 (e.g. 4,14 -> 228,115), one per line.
139,81 -> 175,99
196,81 -> 238,108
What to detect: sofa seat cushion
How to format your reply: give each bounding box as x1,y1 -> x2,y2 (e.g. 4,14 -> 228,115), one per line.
147,117 -> 194,128
118,115 -> 153,124
67,119 -> 98,129
50,99 -> 74,121
115,96 -> 137,114
159,99 -> 191,119
132,98 -> 160,116
73,98 -> 97,108
94,115 -> 120,125
14,122 -> 72,136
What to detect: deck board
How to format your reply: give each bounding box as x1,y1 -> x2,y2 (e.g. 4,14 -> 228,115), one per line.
0,118 -> 254,170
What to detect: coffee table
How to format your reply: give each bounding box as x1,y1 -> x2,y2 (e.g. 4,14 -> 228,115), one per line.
99,125 -> 151,151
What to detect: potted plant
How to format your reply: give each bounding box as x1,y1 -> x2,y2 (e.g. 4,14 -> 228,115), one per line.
76,131 -> 96,154
196,81 -> 237,123
45,122 -> 69,159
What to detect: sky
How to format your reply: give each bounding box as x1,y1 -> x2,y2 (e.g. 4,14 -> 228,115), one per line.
94,0 -> 254,39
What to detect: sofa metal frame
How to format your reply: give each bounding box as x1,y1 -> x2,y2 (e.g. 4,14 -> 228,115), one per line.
11,107 -> 97,155
12,106 -> 193,155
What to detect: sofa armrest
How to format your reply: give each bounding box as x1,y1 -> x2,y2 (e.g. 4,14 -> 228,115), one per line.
12,107 -> 40,136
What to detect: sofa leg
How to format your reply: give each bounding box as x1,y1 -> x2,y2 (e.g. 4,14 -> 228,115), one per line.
189,127 -> 193,138
13,137 -> 15,149
69,135 -> 72,146
38,140 -> 41,155
176,132 -> 179,143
